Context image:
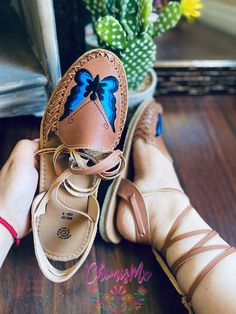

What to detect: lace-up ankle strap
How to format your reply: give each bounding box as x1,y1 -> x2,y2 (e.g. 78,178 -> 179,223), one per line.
36,146 -> 125,181
116,178 -> 236,312
69,149 -> 125,180
117,182 -> 189,245
160,204 -> 236,307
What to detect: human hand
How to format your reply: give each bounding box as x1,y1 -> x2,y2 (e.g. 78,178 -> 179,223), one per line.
0,139 -> 39,238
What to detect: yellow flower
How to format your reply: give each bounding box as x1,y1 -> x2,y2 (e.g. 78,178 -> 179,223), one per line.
180,0 -> 203,21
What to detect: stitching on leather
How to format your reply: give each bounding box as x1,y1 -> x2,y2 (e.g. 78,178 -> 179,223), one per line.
93,101 -> 109,126
64,99 -> 92,121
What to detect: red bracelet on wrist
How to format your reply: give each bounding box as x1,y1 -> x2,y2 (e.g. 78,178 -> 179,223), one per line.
0,216 -> 20,246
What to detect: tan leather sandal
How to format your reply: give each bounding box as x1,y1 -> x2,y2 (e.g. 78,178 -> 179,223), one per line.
99,97 -> 156,243
99,98 -> 170,243
31,49 -> 127,282
99,99 -> 236,312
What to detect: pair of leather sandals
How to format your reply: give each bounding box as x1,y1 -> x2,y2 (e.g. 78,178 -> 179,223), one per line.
32,48 -> 235,313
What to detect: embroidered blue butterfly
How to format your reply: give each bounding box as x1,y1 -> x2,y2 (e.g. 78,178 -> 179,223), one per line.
59,68 -> 119,132
155,113 -> 162,136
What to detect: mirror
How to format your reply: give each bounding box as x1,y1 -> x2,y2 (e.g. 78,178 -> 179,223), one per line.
154,0 -> 236,95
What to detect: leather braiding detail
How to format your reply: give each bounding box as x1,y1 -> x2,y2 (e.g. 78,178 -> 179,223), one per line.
133,100 -> 172,160
134,100 -> 162,144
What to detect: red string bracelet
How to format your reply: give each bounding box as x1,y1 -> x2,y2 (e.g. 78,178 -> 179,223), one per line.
0,216 -> 20,246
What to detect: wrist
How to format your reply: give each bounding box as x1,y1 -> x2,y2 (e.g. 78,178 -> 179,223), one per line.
0,223 -> 15,268
0,216 -> 20,246
0,214 -> 21,247
0,223 -> 14,243
0,208 -> 21,238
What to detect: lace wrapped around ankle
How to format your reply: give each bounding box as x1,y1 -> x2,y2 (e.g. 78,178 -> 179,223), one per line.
117,180 -> 236,313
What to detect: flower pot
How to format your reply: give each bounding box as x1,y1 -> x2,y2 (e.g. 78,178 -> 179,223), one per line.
128,68 -> 157,107
85,24 -> 98,50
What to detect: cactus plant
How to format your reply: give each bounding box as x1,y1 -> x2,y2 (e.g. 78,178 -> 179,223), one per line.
84,0 -> 202,90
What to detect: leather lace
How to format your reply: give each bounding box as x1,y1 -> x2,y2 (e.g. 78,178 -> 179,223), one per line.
119,180 -> 236,313
36,145 -> 125,196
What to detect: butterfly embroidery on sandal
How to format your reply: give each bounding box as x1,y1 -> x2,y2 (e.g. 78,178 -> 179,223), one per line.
155,113 -> 162,137
59,68 -> 119,132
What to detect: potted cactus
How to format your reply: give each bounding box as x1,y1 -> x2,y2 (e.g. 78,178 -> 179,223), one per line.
83,0 -> 202,106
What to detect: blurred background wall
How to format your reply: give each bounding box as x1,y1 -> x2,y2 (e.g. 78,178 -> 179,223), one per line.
201,0 -> 236,36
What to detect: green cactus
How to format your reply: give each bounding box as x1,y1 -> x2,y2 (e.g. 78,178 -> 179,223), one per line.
84,0 -> 185,90
106,0 -> 116,15
137,0 -> 153,33
96,16 -> 127,50
153,2 -> 181,36
119,0 -> 138,40
121,35 -> 156,89
83,0 -> 107,24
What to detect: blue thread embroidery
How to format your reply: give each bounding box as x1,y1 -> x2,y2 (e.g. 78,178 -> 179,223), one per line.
59,68 -> 119,132
155,113 -> 162,136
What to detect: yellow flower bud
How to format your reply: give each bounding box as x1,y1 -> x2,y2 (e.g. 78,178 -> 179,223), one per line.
180,0 -> 203,21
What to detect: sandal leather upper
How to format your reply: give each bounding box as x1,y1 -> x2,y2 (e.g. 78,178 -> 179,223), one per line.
134,100 -> 172,161
45,49 -> 127,152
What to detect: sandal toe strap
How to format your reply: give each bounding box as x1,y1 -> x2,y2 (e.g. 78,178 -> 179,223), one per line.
117,178 -> 151,244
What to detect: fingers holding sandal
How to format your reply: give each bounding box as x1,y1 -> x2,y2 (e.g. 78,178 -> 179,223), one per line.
8,139 -> 40,170
0,139 -> 40,238
12,138 -> 40,158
